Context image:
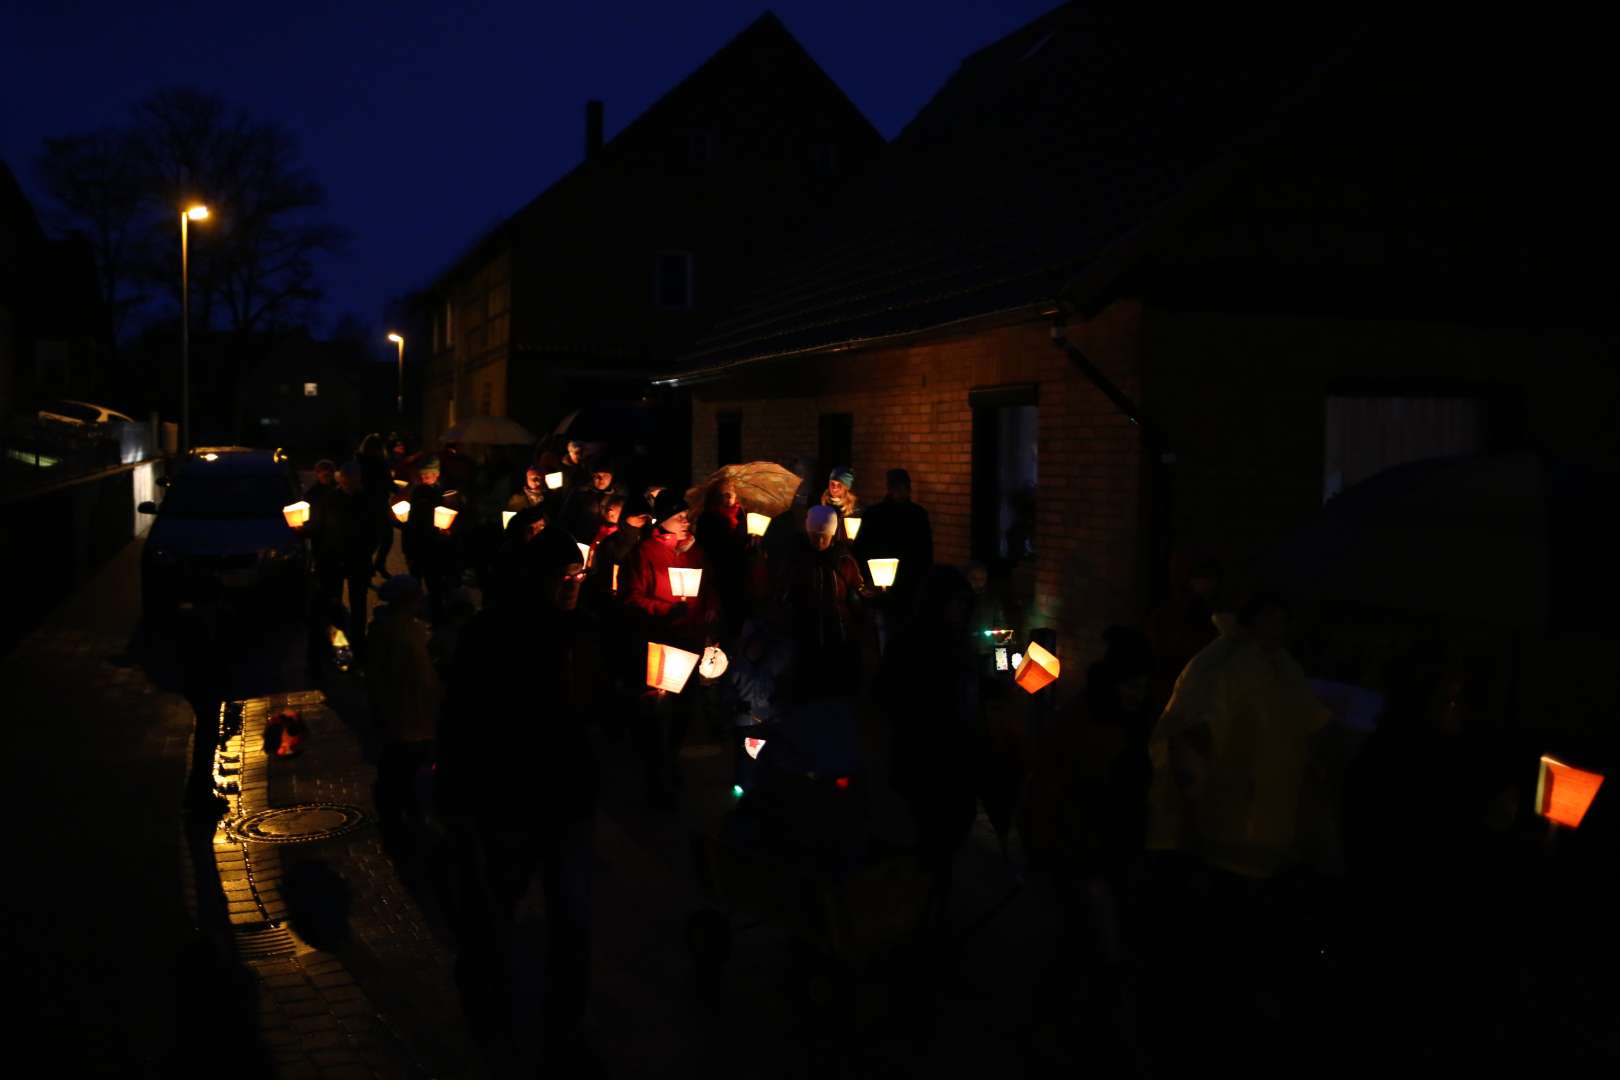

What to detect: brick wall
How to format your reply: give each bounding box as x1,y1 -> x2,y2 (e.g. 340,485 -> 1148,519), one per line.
691,301 -> 1145,668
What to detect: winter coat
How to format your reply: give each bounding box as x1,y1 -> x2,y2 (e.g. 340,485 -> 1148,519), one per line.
401,481 -> 453,567
506,488 -> 547,513
366,603 -> 441,743
695,507 -> 748,634
622,530 -> 717,649
1145,614 -> 1330,878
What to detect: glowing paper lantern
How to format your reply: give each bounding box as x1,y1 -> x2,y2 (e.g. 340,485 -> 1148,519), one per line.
1011,651 -> 1023,671
545,471 -> 564,490
744,737 -> 766,760
1014,641 -> 1060,694
699,645 -> 729,680
611,564 -> 620,593
282,501 -> 310,529
868,558 -> 899,589
843,516 -> 862,540
646,641 -> 700,693
502,510 -> 516,528
392,499 -> 412,523
995,647 -> 1009,672
433,506 -> 457,531
1537,755 -> 1604,828
746,512 -> 770,537
668,566 -> 703,598
576,542 -> 592,568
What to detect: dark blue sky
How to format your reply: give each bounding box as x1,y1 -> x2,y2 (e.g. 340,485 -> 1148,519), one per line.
2,0 -> 1057,354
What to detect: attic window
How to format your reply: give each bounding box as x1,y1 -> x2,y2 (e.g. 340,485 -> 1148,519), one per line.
1019,32 -> 1053,63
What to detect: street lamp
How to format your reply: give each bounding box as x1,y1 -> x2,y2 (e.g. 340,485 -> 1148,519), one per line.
180,204 -> 210,452
387,333 -> 405,415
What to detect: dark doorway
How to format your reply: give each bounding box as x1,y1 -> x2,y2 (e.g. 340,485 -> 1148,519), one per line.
970,385 -> 1038,572
716,411 -> 742,467
817,412 -> 853,479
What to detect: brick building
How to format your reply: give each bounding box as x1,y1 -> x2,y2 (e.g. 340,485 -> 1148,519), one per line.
671,6 -> 1619,675
415,13 -> 882,460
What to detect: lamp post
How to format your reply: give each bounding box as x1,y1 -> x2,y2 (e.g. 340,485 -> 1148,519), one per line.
387,332 -> 405,415
180,204 -> 209,452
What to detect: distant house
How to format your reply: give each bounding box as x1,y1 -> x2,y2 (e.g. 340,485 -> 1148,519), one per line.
0,161 -> 111,421
235,330 -> 393,459
415,12 -> 883,460
669,5 -> 1620,669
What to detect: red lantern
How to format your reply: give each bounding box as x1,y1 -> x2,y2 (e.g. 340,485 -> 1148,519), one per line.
1537,755 -> 1604,828
1014,641 -> 1060,694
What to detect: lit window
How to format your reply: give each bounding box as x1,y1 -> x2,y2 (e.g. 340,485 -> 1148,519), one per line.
304,382 -> 318,397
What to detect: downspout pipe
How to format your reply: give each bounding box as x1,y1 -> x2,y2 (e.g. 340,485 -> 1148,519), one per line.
1049,314 -> 1177,610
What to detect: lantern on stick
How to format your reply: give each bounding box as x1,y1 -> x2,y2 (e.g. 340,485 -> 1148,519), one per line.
392,499 -> 412,524
746,512 -> 771,538
646,641 -> 700,693
668,566 -> 703,598
843,516 -> 862,540
545,471 -> 564,490
502,510 -> 516,528
868,558 -> 899,590
699,645 -> 729,680
1014,641 -> 1060,694
433,506 -> 457,531
282,501 -> 310,529
1536,755 -> 1604,829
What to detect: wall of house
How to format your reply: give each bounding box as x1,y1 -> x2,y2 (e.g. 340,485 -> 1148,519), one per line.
691,301 -> 1146,668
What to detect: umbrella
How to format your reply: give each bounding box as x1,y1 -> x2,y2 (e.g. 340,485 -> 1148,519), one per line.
1254,453 -> 1616,632
685,461 -> 803,517
441,415 -> 536,446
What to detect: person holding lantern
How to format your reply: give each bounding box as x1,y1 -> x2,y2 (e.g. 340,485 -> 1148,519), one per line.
854,467 -> 933,652
506,466 -> 549,514
775,504 -> 872,699
820,465 -> 859,523
365,574 -> 441,845
400,455 -> 459,621
435,527 -> 602,1068
695,481 -> 749,637
303,460 -> 385,668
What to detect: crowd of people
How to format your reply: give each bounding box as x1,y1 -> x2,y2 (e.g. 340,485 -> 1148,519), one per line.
287,430 -> 1550,1073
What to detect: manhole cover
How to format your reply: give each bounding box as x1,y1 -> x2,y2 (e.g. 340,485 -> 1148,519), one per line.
227,803 -> 368,844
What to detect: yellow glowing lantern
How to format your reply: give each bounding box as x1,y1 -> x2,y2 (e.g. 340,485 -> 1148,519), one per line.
611,564 -> 620,593
282,500 -> 310,528
746,512 -> 771,537
843,516 -> 862,540
868,558 -> 899,589
502,510 -> 516,528
668,566 -> 703,598
1014,641 -> 1060,694
646,641 -> 700,693
392,499 -> 411,523
744,736 -> 766,760
433,506 -> 457,531
545,471 -> 564,490
699,645 -> 729,680
1537,755 -> 1604,828
576,541 -> 592,568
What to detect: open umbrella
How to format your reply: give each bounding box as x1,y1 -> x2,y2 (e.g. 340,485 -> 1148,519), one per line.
685,461 -> 803,517
1254,453 -> 1616,632
441,415 -> 537,446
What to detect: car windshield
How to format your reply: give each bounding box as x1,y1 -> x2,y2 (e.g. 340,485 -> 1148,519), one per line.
161,471 -> 291,519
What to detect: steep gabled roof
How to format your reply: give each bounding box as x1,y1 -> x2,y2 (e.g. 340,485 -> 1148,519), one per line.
426,11 -> 876,293
671,3 -> 1363,381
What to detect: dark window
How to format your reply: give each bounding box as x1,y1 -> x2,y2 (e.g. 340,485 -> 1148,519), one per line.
717,411 -> 742,467
970,385 -> 1039,570
656,251 -> 694,310
1323,395 -> 1485,501
810,142 -> 839,177
817,412 -> 853,481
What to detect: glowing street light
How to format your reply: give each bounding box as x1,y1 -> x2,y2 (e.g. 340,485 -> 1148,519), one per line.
180,204 -> 210,452
387,332 -> 405,415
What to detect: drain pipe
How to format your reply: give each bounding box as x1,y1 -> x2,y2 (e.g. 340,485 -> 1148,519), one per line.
1049,315 -> 1176,609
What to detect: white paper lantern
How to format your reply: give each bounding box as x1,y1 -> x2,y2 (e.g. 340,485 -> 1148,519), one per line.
699,645 -> 729,680
668,566 -> 703,598
646,641 -> 700,693
843,516 -> 862,540
867,558 -> 899,589
545,471 -> 564,490
744,736 -> 766,760
433,506 -> 457,531
392,499 -> 412,523
501,510 -> 516,528
746,512 -> 770,537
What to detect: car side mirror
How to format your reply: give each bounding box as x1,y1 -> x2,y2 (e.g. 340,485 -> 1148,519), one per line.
137,501 -> 158,514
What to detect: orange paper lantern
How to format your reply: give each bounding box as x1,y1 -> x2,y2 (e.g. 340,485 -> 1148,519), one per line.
611,563 -> 620,593
1014,641 -> 1060,694
867,557 -> 898,589
746,512 -> 770,537
433,505 -> 457,531
668,566 -> 703,598
646,641 -> 700,693
282,501 -> 310,528
1537,755 -> 1604,828
392,499 -> 412,523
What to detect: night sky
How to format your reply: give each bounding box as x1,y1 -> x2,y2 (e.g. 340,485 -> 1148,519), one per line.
2,0 -> 1058,354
